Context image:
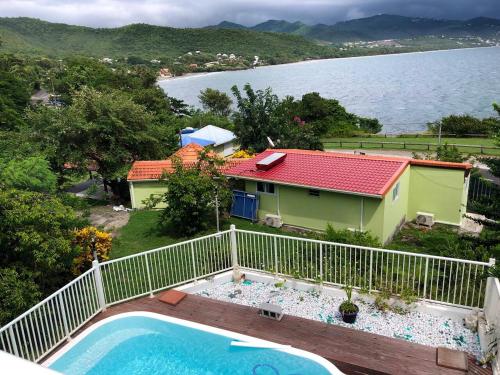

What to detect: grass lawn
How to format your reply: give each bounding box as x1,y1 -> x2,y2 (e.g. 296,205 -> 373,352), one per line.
322,136 -> 500,155
110,210 -> 298,259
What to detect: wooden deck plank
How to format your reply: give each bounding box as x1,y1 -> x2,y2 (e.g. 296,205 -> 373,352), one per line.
75,294 -> 489,375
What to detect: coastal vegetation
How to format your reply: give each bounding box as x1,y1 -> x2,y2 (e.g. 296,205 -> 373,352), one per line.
232,84 -> 381,152
1,16 -> 499,77
0,17 -> 338,68
0,42 -> 499,327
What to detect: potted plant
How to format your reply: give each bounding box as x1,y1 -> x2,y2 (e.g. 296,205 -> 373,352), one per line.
339,285 -> 359,324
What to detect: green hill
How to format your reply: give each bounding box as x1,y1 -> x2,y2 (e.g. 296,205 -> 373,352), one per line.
211,14 -> 500,43
0,17 -> 336,61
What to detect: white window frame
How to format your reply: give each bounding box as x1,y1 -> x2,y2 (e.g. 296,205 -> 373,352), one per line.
257,182 -> 276,195
392,181 -> 400,202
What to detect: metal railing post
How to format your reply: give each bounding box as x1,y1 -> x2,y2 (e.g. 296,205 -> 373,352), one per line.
369,249 -> 373,293
92,260 -> 107,311
230,224 -> 238,268
422,257 -> 429,299
489,258 -> 497,267
145,253 -> 154,297
319,244 -> 323,282
190,242 -> 198,283
57,293 -> 71,340
8,327 -> 19,357
274,236 -> 278,277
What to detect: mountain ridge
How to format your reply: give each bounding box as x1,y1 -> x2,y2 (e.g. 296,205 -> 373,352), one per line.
210,14 -> 500,43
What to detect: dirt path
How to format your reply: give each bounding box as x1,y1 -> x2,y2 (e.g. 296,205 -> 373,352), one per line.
89,205 -> 130,237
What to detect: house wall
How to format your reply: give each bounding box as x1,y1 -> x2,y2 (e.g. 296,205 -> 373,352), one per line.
129,181 -> 168,209
214,141 -> 235,157
238,163 -> 468,243
244,180 -> 385,240
381,166 -> 411,242
407,166 -> 468,225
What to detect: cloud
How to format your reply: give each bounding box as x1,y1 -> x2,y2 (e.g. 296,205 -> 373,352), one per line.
0,0 -> 498,28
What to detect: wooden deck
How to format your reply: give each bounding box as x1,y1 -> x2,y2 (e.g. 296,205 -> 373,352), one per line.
80,294 -> 490,375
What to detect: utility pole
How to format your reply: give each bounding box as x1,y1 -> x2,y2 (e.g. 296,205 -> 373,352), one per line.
215,185 -> 220,232
438,122 -> 442,145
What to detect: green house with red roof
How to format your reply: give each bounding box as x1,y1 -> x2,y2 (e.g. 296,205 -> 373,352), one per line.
224,149 -> 472,244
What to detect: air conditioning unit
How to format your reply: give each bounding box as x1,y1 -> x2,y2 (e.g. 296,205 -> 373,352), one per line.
265,214 -> 282,228
416,212 -> 435,227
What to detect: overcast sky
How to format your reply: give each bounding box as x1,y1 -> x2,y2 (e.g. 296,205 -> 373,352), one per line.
1,0 -> 499,28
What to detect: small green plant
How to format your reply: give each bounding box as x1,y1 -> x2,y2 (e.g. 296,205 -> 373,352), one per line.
314,275 -> 323,284
400,288 -> 418,305
374,287 -> 391,312
274,280 -> 285,288
291,268 -> 302,279
339,285 -> 359,314
391,305 -> 408,315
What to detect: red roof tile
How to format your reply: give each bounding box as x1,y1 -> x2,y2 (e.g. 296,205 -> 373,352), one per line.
224,149 -> 471,197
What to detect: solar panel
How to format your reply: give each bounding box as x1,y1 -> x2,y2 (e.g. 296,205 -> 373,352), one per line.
256,152 -> 287,171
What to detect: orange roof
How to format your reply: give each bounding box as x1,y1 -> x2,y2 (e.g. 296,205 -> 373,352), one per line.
172,143 -> 207,162
127,144 -> 247,181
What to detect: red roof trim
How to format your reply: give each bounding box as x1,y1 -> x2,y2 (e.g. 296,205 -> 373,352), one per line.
409,159 -> 472,170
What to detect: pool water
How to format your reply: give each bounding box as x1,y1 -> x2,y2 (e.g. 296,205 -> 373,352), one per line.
48,313 -> 337,375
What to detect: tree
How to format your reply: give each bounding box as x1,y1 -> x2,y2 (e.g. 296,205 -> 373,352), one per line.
0,67 -> 30,130
157,152 -> 231,236
435,143 -> 466,163
72,227 -> 112,275
428,114 -> 494,136
0,268 -> 41,325
0,157 -> 57,193
0,189 -> 84,293
27,87 -> 178,196
198,88 -> 233,117
231,84 -> 280,152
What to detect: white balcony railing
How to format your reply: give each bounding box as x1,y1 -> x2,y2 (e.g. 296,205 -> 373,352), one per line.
0,225 -> 495,363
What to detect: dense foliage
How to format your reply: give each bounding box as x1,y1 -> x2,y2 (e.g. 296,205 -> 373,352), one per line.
323,224 -> 381,248
0,17 -> 338,64
0,190 -> 86,324
72,227 -> 113,275
231,84 -> 380,152
198,88 -> 233,117
428,107 -> 500,136
156,153 -> 232,236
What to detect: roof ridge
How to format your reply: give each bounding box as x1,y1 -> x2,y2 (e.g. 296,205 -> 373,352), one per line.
269,149 -> 409,163
268,149 -> 471,169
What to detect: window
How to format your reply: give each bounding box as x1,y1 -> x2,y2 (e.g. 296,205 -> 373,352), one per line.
257,182 -> 275,194
308,189 -> 320,197
392,182 -> 400,202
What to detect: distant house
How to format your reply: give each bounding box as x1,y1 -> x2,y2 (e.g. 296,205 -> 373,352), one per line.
181,125 -> 237,157
127,144 -> 244,209
128,144 -> 205,209
224,149 -> 471,244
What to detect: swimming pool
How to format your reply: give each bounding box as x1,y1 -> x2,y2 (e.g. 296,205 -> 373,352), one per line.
45,312 -> 342,375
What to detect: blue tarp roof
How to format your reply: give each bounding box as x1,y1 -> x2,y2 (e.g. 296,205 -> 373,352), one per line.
180,134 -> 215,147
180,125 -> 235,147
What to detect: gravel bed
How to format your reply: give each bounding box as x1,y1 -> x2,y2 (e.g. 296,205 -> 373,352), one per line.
195,280 -> 481,358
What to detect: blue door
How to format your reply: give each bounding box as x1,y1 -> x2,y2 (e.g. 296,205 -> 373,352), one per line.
230,190 -> 258,221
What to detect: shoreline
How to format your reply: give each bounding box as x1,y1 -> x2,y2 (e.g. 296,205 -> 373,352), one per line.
157,45 -> 500,84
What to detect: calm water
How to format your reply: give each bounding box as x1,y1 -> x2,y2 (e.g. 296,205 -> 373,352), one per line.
50,316 -> 334,374
160,47 -> 500,133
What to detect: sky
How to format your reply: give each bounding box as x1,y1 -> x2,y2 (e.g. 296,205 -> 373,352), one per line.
0,0 -> 499,28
